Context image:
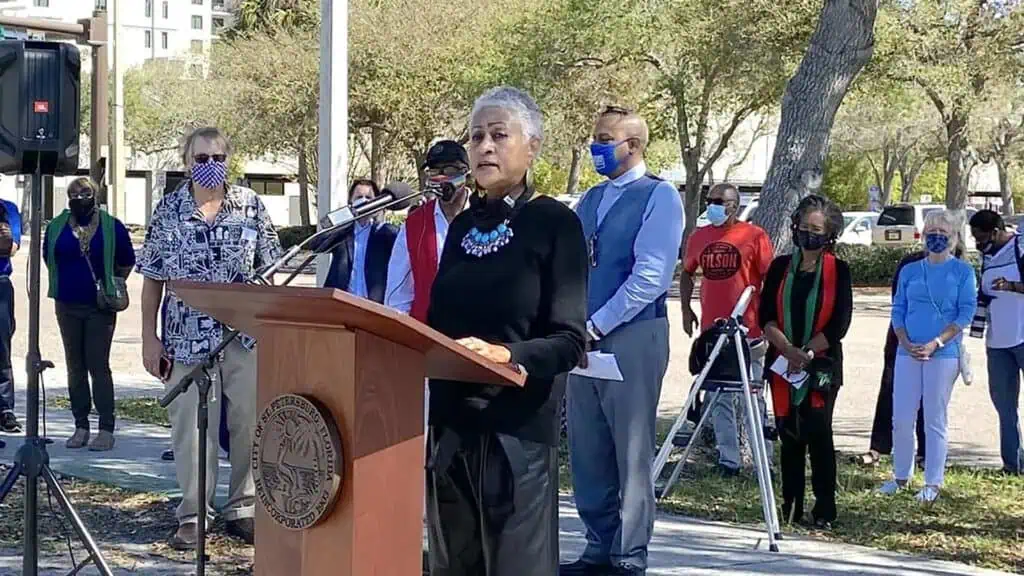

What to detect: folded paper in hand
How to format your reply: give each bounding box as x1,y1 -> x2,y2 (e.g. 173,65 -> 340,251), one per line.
570,352 -> 624,381
769,356 -> 808,389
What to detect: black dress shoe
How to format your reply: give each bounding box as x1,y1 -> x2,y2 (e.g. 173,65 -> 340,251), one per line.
1,411 -> 21,434
560,559 -> 613,575
161,449 -> 174,461
225,518 -> 255,545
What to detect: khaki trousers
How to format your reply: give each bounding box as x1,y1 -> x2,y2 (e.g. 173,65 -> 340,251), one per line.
165,339 -> 257,526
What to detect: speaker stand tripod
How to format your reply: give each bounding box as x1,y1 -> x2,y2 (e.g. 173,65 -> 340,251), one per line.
0,166 -> 113,576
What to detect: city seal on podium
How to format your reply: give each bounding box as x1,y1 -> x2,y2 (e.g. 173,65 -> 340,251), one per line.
251,394 -> 343,531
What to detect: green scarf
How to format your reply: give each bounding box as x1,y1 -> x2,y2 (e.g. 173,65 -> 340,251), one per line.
782,249 -> 823,407
46,209 -> 116,299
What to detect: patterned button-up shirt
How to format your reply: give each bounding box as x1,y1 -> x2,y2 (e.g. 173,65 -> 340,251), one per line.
136,182 -> 282,365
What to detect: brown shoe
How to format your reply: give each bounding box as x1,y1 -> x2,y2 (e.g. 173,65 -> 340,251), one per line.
88,430 -> 115,452
65,429 -> 89,449
169,522 -> 197,551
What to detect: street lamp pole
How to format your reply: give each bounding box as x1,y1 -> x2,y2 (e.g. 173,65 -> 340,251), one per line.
316,0 -> 348,285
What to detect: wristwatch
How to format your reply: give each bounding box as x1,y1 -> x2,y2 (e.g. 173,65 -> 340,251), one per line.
586,320 -> 603,342
934,337 -> 945,349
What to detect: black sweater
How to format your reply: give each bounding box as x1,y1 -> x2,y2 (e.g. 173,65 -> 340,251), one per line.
427,195 -> 588,445
759,254 -> 854,389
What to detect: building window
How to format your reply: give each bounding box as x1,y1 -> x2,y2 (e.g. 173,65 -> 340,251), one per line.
247,178 -> 286,196
192,15 -> 203,30
33,0 -> 49,7
144,0 -> 152,18
191,40 -> 204,53
213,0 -> 225,8
212,17 -> 225,32
162,1 -> 168,18
144,30 -> 152,48
192,0 -> 203,5
161,32 -> 168,49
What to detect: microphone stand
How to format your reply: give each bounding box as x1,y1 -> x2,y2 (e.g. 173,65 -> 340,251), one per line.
157,186 -> 429,576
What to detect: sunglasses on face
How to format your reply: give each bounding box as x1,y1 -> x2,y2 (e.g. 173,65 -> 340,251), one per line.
193,154 -> 227,164
705,197 -> 727,206
68,190 -> 94,200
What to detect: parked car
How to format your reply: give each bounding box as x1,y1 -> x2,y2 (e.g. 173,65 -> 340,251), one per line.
873,203 -> 978,251
838,212 -> 879,246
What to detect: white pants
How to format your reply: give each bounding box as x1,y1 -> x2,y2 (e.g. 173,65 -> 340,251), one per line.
893,355 -> 958,486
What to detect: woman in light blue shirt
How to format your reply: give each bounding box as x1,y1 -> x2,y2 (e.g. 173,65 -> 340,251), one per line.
883,209 -> 976,502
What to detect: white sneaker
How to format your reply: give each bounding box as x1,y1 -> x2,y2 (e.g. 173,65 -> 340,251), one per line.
879,480 -> 905,495
915,485 -> 940,503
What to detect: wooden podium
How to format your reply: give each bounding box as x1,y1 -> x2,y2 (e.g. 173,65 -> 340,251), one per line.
172,281 -> 526,576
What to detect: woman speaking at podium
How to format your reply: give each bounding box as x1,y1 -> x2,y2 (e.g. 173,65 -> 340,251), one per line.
424,86 -> 588,575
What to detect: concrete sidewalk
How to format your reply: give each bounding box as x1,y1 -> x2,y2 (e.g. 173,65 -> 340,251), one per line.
0,375 -> 1015,576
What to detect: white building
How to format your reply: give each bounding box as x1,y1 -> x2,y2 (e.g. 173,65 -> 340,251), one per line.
0,0 -> 306,228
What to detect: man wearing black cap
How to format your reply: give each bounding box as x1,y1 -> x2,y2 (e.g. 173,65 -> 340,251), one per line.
384,140 -> 470,321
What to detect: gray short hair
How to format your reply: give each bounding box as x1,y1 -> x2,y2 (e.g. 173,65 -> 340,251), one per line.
182,126 -> 232,166
470,86 -> 544,145
923,208 -> 965,252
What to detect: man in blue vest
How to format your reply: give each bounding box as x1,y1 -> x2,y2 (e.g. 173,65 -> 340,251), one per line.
562,106 -> 684,576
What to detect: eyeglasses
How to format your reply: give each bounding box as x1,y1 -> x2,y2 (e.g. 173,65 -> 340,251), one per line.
705,198 -> 727,206
193,153 -> 227,164
68,190 -> 94,200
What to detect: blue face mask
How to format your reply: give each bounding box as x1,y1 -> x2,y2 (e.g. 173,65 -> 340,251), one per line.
590,141 -> 622,176
706,204 -> 729,226
925,233 -> 949,254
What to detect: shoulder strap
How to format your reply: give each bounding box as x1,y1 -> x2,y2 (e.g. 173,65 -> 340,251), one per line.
100,210 -> 116,295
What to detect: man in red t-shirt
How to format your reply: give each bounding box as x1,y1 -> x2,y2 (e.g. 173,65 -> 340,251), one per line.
681,182 -> 774,475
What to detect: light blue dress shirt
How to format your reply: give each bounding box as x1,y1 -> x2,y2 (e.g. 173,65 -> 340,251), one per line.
585,162 -> 684,335
348,221 -> 372,298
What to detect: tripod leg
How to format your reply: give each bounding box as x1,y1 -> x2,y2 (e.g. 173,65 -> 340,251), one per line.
40,465 -> 114,576
734,332 -> 778,553
0,459 -> 22,503
652,333 -> 731,479
662,389 -> 718,499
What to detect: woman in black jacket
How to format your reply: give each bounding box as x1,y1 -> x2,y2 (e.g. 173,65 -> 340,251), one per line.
425,86 -> 588,576
760,195 -> 853,529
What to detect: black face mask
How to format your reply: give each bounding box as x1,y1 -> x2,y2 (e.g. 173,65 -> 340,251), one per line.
69,198 -> 95,219
794,229 -> 828,251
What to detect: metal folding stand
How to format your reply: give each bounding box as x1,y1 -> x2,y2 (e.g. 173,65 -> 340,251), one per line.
0,167 -> 114,575
651,286 -> 782,552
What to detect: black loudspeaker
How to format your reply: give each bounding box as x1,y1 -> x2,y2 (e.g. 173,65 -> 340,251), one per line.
0,40 -> 81,176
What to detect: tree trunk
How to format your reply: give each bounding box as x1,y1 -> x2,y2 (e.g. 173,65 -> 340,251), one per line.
996,158 -> 1015,216
752,0 -> 878,253
944,112 -> 974,210
682,156 -> 702,252
297,143 -> 312,226
566,146 -> 582,196
414,149 -> 428,190
370,126 -> 384,185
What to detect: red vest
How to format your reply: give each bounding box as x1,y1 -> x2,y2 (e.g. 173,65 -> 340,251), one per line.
406,199 -> 439,323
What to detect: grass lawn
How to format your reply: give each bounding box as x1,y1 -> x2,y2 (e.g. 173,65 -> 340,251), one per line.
49,396 -> 170,427
559,431 -> 1024,573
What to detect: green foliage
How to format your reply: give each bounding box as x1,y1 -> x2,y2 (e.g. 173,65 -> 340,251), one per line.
835,244 -> 980,287
123,60 -> 211,165
277,225 -> 316,249
821,154 -> 873,210
531,156 -> 602,197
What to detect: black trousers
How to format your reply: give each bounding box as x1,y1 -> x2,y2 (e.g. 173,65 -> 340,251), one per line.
779,387 -> 839,524
55,302 -> 117,432
426,428 -> 558,576
870,328 -> 926,457
0,277 -> 14,412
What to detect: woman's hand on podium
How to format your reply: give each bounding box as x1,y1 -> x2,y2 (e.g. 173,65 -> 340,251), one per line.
456,337 -> 512,365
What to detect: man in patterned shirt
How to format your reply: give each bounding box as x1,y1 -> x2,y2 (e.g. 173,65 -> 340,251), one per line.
137,127 -> 281,549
